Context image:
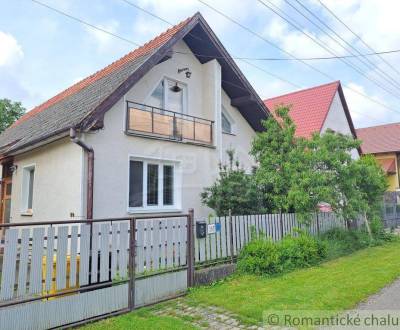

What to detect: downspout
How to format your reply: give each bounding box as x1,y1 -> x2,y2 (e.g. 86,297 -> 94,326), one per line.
70,127 -> 94,219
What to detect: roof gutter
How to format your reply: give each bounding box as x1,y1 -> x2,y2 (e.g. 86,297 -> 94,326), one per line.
70,127 -> 94,220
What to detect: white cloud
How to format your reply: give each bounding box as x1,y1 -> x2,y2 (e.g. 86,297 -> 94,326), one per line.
86,20 -> 120,52
130,0 -> 259,42
0,31 -> 23,67
320,0 -> 400,50
343,82 -> 398,128
264,17 -> 348,58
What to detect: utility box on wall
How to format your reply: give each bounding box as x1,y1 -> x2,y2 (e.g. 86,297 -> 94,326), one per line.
196,221 -> 207,238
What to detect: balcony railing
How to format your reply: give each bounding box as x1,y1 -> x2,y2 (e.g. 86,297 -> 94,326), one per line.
126,101 -> 214,145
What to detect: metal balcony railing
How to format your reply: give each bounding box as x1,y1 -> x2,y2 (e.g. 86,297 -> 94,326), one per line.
126,101 -> 214,145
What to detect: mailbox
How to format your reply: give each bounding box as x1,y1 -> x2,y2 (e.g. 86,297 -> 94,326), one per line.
196,220 -> 207,238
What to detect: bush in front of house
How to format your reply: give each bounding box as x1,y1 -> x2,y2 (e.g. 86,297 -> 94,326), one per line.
320,226 -> 398,260
237,233 -> 327,276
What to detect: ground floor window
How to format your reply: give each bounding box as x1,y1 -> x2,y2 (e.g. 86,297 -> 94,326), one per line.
128,158 -> 179,211
21,165 -> 35,214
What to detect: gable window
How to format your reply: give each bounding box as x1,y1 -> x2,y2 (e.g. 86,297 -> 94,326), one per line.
21,165 -> 35,214
129,158 -> 179,212
221,107 -> 234,134
147,78 -> 187,113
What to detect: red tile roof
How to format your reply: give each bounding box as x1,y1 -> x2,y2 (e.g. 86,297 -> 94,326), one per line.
356,122 -> 400,154
377,158 -> 396,174
264,81 -> 340,138
11,15 -> 193,128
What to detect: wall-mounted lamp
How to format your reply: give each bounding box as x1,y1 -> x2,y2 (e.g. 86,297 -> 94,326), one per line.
178,67 -> 192,79
170,82 -> 182,93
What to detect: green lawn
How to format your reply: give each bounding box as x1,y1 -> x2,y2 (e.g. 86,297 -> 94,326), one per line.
82,240 -> 400,329
187,240 -> 400,324
82,308 -> 197,330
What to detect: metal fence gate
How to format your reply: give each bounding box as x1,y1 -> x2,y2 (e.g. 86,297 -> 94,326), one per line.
0,211 -> 194,330
133,212 -> 194,307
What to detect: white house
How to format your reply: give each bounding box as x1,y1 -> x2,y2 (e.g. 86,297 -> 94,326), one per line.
0,13 -> 270,223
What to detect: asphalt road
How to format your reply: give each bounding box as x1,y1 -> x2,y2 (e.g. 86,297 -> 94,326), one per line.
357,278 -> 400,310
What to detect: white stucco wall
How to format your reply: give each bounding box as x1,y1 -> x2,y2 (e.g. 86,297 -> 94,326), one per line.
321,91 -> 359,159
221,90 -> 256,172
9,138 -> 84,222
85,40 -> 257,219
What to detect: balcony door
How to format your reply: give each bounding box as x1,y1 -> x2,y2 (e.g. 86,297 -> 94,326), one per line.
147,78 -> 187,114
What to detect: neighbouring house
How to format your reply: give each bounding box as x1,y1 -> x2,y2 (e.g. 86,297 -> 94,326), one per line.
0,13 -> 270,224
356,123 -> 400,191
264,81 -> 360,159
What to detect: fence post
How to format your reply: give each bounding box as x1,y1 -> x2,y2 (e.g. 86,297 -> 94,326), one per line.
88,218 -> 93,285
229,209 -> 234,263
316,212 -> 320,235
128,217 -> 136,311
187,209 -> 195,288
279,209 -> 284,239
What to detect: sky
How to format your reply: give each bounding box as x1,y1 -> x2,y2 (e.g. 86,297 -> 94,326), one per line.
1,0 -> 400,129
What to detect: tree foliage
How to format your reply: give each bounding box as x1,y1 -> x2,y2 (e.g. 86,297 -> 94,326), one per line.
0,99 -> 25,133
251,105 -> 387,224
202,105 -> 386,226
201,149 -> 263,216
250,105 -> 304,213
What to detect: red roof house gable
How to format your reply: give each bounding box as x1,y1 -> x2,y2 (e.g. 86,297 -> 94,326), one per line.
11,15 -> 193,128
264,81 -> 343,138
356,122 -> 400,154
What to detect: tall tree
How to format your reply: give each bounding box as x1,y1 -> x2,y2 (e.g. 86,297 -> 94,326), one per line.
0,99 -> 25,133
251,105 -> 305,213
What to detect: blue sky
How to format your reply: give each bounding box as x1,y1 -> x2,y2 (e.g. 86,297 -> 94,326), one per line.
1,0 -> 400,128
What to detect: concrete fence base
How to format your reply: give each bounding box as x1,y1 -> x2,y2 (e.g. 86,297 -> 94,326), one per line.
194,263 -> 236,286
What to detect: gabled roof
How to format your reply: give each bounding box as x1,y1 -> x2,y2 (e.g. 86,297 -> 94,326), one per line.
264,81 -> 356,139
0,12 -> 269,156
356,122 -> 400,154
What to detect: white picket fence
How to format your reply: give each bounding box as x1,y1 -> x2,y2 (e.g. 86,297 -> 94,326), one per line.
0,214 -> 191,329
194,212 -> 349,265
0,211 -> 357,329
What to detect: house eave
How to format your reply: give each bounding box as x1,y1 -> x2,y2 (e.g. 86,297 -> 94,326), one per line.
0,129 -> 70,158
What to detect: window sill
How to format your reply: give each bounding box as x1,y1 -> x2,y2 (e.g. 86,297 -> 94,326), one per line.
21,211 -> 33,217
127,208 -> 182,215
222,131 -> 236,136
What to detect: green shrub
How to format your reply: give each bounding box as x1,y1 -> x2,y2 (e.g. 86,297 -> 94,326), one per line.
318,226 -> 398,260
237,234 -> 326,276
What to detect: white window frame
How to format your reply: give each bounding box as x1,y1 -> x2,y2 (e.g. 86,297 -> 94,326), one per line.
144,76 -> 188,114
127,155 -> 182,213
221,106 -> 236,135
20,164 -> 35,215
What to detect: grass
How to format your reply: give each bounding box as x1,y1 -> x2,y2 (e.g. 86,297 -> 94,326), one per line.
81,307 -> 198,330
187,240 -> 400,325
82,240 -> 400,329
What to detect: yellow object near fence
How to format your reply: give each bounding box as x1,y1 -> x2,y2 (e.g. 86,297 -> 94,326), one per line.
42,255 -> 80,297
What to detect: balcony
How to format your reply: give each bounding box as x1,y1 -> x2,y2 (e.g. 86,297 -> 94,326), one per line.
126,101 -> 214,146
